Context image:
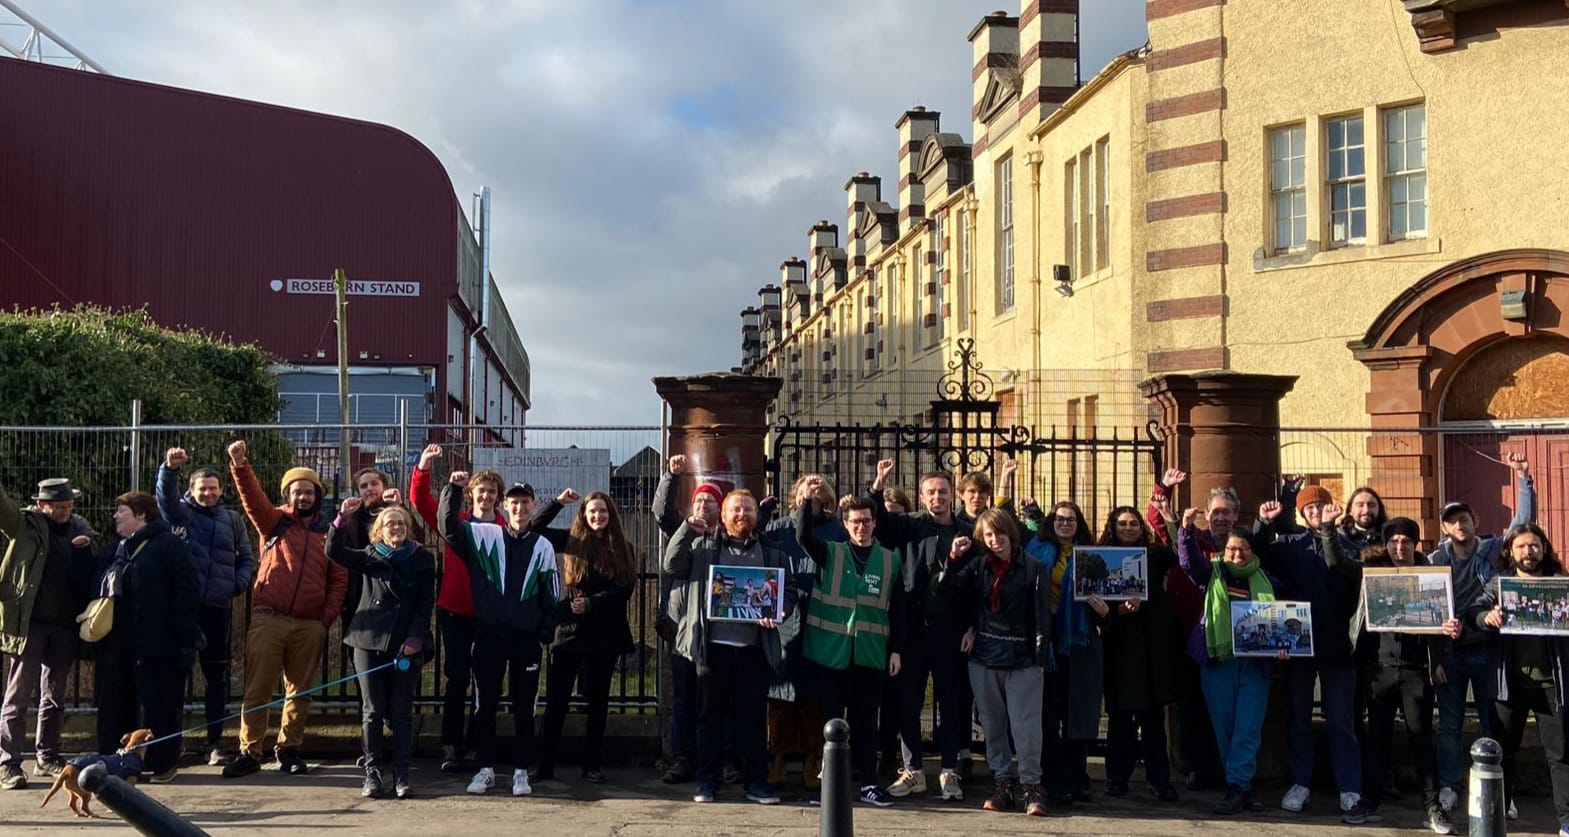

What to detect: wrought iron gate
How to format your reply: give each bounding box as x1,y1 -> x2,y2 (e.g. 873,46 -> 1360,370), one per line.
766,339 -> 1162,527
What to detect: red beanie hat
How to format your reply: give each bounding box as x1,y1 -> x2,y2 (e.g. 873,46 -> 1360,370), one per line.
692,483 -> 724,507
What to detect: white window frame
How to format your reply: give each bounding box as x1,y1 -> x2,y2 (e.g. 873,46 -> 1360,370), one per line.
997,156 -> 1015,314
928,235 -> 943,348
958,210 -> 972,332
1095,138 -> 1110,271
1384,103 -> 1427,241
1269,124 -> 1307,254
1065,157 -> 1079,278
1326,114 -> 1367,248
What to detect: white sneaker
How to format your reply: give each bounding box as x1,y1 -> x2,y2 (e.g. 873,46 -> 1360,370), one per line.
1507,799 -> 1518,820
1340,791 -> 1360,812
512,769 -> 532,797
939,770 -> 963,801
466,767 -> 495,795
887,768 -> 926,798
1438,786 -> 1458,813
1282,784 -> 1311,813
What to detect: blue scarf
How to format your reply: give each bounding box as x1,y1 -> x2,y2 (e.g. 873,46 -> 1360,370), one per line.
1025,538 -> 1090,655
1054,550 -> 1091,655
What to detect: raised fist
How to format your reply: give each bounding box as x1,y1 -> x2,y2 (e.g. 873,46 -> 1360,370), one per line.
1182,507 -> 1202,528
165,447 -> 190,469
381,488 -> 403,506
1258,500 -> 1283,522
449,470 -> 470,487
558,488 -> 581,504
875,459 -> 896,481
668,455 -> 687,475
1508,451 -> 1530,477
418,444 -> 442,471
686,514 -> 711,534
1161,469 -> 1187,488
950,535 -> 973,559
340,496 -> 363,517
227,440 -> 247,465
999,455 -> 1018,480
1321,503 -> 1343,525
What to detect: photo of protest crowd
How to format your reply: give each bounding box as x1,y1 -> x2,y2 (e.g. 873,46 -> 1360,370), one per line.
1497,576 -> 1569,636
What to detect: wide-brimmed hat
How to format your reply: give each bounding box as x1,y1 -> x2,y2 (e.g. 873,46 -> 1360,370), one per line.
32,478 -> 82,502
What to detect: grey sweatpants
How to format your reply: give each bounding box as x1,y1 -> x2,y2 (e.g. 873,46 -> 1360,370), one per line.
969,661 -> 1044,784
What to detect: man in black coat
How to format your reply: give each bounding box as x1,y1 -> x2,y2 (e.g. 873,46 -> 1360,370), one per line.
93,491 -> 202,781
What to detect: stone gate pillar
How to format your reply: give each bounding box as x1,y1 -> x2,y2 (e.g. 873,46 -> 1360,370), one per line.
652,372 -> 782,499
1139,371 -> 1299,514
650,372 -> 781,762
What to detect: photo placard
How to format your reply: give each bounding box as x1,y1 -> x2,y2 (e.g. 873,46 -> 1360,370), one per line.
706,564 -> 786,623
1498,576 -> 1569,637
1363,566 -> 1454,634
1231,600 -> 1315,658
1071,547 -> 1149,602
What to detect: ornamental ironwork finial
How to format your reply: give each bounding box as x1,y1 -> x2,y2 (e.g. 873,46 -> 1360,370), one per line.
938,337 -> 993,402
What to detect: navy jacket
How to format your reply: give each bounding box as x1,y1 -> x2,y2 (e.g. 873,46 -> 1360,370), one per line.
155,464 -> 256,608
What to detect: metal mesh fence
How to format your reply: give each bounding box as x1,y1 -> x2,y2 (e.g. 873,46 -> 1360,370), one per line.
0,421 -> 665,715
1278,426 -> 1566,542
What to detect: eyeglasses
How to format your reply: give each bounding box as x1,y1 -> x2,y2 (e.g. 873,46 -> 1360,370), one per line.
1053,515 -> 1077,524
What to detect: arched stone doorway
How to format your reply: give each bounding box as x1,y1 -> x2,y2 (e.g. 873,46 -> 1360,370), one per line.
1352,249 -> 1569,540
1439,335 -> 1569,541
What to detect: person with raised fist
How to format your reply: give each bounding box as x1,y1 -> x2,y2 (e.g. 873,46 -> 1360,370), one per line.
155,446 -> 254,766
221,439 -> 347,780
651,454 -> 722,784
439,469 -> 560,799
327,498 -> 435,800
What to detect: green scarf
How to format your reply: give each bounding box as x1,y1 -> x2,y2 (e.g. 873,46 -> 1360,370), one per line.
1203,558 -> 1275,662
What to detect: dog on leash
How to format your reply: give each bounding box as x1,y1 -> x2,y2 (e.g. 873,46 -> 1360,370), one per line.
40,728 -> 156,818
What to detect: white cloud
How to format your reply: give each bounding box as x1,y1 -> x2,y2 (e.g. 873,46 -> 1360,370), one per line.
27,0 -> 1148,424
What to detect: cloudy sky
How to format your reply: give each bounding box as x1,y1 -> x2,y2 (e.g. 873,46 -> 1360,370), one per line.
21,0 -> 1147,424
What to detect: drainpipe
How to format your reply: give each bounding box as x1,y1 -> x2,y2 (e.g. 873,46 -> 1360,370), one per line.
1027,151 -> 1044,425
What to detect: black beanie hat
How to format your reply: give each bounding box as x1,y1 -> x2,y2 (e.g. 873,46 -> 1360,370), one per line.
1382,516 -> 1420,543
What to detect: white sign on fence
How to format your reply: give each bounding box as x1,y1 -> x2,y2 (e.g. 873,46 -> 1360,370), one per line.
471,447 -> 612,528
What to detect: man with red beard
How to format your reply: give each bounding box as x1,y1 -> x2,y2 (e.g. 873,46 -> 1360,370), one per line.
664,490 -> 795,806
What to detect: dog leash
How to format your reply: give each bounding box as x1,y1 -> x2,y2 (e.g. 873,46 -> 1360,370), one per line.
130,657 -> 412,753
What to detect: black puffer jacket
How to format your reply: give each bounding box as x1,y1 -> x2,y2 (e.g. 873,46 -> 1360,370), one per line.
937,546 -> 1050,670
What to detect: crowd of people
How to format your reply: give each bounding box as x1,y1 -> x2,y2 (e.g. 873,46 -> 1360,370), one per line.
0,441 -> 1562,835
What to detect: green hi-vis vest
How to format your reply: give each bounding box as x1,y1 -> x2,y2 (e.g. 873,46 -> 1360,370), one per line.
803,541 -> 900,671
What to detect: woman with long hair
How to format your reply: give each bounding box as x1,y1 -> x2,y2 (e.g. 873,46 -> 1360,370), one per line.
327,502 -> 436,799
536,491 -> 637,784
1096,505 -> 1182,802
1471,523 -> 1569,834
1021,499 -> 1099,806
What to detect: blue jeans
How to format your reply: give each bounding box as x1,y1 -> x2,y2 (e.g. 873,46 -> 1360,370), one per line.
1286,662 -> 1361,793
1437,648 -> 1498,790
670,652 -> 697,760
1200,658 -> 1272,790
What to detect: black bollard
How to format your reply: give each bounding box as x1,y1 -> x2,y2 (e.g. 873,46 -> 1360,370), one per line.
78,762 -> 211,837
1468,737 -> 1505,837
819,718 -> 854,837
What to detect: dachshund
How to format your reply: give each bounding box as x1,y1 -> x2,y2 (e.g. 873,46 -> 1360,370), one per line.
40,728 -> 155,818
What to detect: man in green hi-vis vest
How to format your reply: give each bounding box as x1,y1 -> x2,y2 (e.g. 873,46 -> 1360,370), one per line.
796,494 -> 906,808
